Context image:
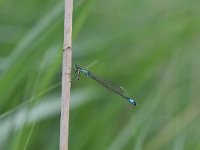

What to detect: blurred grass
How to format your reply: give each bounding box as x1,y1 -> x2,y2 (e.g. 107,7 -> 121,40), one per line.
0,0 -> 200,150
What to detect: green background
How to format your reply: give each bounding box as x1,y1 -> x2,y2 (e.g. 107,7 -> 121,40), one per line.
0,0 -> 200,149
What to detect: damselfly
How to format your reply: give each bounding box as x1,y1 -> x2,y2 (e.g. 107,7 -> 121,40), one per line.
74,64 -> 137,106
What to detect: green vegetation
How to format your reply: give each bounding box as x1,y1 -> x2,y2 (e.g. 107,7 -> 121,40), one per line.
0,0 -> 200,149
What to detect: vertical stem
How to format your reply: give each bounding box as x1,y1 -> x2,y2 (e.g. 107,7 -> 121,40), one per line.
60,0 -> 73,150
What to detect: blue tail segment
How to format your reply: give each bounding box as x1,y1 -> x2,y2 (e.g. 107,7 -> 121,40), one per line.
125,97 -> 137,106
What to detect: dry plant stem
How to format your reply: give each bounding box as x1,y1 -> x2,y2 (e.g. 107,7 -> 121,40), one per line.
60,0 -> 73,150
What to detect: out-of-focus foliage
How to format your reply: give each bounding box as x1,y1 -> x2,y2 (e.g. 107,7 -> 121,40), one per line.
0,0 -> 200,149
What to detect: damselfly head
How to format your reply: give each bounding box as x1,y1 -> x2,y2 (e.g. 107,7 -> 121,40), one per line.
74,64 -> 80,80
74,64 -> 79,69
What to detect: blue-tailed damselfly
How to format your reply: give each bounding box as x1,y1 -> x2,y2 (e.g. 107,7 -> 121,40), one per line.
74,64 -> 137,106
